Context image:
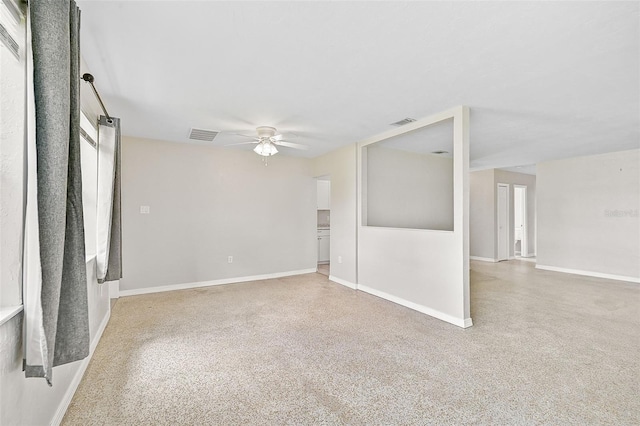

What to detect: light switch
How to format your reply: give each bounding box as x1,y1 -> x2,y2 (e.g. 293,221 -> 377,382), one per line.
140,205 -> 150,214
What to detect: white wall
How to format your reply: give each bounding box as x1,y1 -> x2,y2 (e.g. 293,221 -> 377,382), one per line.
357,107 -> 471,327
119,137 -> 317,292
469,169 -> 495,259
537,149 -> 640,281
313,145 -> 358,286
365,146 -> 453,230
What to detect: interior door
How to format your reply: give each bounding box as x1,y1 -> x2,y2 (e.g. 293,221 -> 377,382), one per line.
497,184 -> 509,261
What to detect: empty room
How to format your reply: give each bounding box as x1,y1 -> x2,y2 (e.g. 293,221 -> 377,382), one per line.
1,1 -> 638,425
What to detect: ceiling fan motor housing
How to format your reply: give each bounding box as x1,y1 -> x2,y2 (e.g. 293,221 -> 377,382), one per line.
256,126 -> 277,139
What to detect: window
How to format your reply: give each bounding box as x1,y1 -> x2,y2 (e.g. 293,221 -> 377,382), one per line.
80,111 -> 98,259
0,0 -> 26,316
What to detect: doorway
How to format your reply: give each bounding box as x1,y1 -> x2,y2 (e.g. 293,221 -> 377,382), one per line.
514,185 -> 528,258
316,176 -> 331,276
497,183 -> 509,261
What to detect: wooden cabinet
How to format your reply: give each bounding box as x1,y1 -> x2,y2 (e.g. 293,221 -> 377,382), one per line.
317,229 -> 330,263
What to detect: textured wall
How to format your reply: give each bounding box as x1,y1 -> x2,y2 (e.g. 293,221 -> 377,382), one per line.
537,149 -> 640,279
470,169 -> 495,259
119,137 -> 317,291
365,146 -> 454,231
313,145 -> 358,285
357,107 -> 471,327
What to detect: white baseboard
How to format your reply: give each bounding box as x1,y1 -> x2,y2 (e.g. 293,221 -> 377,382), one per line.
118,268 -> 318,297
536,264 -> 639,284
51,308 -> 111,426
328,275 -> 358,290
357,284 -> 472,329
519,257 -> 536,263
469,256 -> 496,263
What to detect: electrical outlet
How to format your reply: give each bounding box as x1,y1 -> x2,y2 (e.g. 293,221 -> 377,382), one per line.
228,256 -> 233,264
140,205 -> 150,214
338,256 -> 342,264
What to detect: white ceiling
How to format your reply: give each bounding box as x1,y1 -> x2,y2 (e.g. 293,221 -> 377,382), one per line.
376,118 -> 454,158
77,1 -> 639,170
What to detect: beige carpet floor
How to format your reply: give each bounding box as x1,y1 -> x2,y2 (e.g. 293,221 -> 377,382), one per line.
317,263 -> 329,276
63,261 -> 639,425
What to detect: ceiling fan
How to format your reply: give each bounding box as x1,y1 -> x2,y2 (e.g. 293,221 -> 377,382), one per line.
226,126 -> 308,158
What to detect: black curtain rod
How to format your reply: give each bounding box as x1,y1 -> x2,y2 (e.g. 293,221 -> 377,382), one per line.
81,73 -> 112,121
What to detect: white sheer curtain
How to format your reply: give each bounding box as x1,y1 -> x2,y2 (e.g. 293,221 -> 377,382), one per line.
96,118 -> 116,281
23,8 -> 45,370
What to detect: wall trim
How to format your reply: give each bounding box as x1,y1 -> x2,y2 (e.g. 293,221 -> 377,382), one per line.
51,308 -> 111,426
536,264 -> 639,284
118,268 -> 318,297
328,275 -> 358,290
357,284 -> 472,328
469,256 -> 497,263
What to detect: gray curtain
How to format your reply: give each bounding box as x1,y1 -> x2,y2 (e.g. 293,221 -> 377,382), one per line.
100,116 -> 122,283
25,0 -> 89,385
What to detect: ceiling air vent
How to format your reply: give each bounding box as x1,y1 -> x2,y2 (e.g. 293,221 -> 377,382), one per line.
390,117 -> 416,126
188,128 -> 218,142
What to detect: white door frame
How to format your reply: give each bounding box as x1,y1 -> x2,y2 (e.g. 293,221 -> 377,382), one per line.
514,185 -> 528,258
497,183 -> 509,261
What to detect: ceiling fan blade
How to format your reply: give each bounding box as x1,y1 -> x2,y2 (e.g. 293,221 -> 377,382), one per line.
272,134 -> 284,141
274,141 -> 309,150
231,133 -> 260,141
224,141 -> 259,146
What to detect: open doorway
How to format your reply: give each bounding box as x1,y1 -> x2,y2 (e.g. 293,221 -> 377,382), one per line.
497,183 -> 510,261
514,185 -> 528,258
316,176 -> 331,276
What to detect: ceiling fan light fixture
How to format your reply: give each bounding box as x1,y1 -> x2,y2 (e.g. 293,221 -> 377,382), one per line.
254,141 -> 278,156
